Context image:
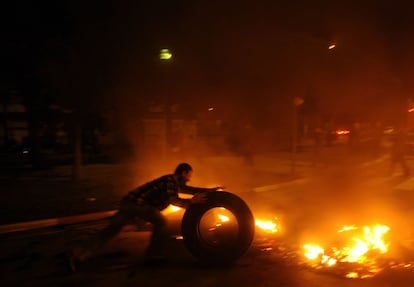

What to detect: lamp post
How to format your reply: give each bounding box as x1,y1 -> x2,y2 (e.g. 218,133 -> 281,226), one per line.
290,42 -> 335,175
291,96 -> 304,175
159,48 -> 173,160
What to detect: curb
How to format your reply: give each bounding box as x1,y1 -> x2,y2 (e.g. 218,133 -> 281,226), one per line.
0,178 -> 308,235
252,178 -> 307,193
0,210 -> 117,235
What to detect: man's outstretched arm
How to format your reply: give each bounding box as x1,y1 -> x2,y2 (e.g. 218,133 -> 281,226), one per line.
180,185 -> 224,195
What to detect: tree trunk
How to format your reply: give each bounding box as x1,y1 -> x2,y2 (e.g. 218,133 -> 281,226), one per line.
72,119 -> 83,181
28,117 -> 42,169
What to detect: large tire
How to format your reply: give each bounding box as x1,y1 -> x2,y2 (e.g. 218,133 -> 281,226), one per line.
181,191 -> 255,265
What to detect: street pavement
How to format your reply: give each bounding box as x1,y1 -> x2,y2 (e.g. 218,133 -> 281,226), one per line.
2,196 -> 414,287
0,151 -> 304,226
3,146 -> 414,286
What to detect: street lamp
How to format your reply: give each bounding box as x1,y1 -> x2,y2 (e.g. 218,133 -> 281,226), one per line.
159,48 -> 173,60
159,48 -> 173,160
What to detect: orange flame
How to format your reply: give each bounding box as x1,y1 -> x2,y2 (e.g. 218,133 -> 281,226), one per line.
217,214 -> 230,222
336,129 -> 350,135
303,224 -> 390,278
161,205 -> 182,215
255,218 -> 279,233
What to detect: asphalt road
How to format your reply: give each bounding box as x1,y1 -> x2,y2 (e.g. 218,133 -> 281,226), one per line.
3,147 -> 414,287
2,214 -> 414,287
3,172 -> 414,287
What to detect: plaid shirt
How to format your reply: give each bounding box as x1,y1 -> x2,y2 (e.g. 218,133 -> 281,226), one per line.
125,174 -> 209,210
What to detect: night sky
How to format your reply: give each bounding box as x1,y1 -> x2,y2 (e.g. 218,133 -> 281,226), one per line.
3,0 -> 414,126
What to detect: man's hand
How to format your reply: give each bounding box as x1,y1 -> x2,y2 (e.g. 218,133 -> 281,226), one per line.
190,192 -> 208,204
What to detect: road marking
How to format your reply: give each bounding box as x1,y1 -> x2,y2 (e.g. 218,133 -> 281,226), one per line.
253,178 -> 308,193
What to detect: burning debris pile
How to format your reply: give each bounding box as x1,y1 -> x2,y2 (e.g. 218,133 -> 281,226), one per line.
254,220 -> 414,279
164,202 -> 414,278
302,224 -> 391,278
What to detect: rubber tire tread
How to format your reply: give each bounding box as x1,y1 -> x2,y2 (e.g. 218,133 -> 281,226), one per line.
181,191 -> 255,265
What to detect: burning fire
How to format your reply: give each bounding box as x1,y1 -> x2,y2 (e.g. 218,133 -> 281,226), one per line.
217,214 -> 230,223
255,218 -> 279,233
303,224 -> 391,278
163,205 -> 414,278
210,211 -> 279,234
162,205 -> 182,215
336,129 -> 350,135
163,205 -> 279,234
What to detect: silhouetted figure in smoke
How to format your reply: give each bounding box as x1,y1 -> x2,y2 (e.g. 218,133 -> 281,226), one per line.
311,127 -> 325,166
388,129 -> 410,177
225,122 -> 254,165
370,121 -> 384,158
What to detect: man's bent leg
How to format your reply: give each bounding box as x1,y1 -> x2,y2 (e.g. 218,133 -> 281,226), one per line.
140,206 -> 168,259
72,211 -> 129,262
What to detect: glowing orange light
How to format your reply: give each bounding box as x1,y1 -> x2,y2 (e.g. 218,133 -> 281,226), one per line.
255,219 -> 279,233
303,244 -> 324,260
346,272 -> 359,279
217,214 -> 230,222
336,129 -> 350,135
303,224 -> 390,278
293,96 -> 304,106
339,225 -> 357,232
328,44 -> 336,50
162,205 -> 182,215
408,108 -> 414,113
208,107 -> 214,111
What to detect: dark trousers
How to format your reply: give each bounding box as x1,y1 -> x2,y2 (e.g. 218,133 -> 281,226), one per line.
72,199 -> 167,261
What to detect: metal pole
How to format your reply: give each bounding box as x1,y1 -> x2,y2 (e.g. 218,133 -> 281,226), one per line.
291,102 -> 297,175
